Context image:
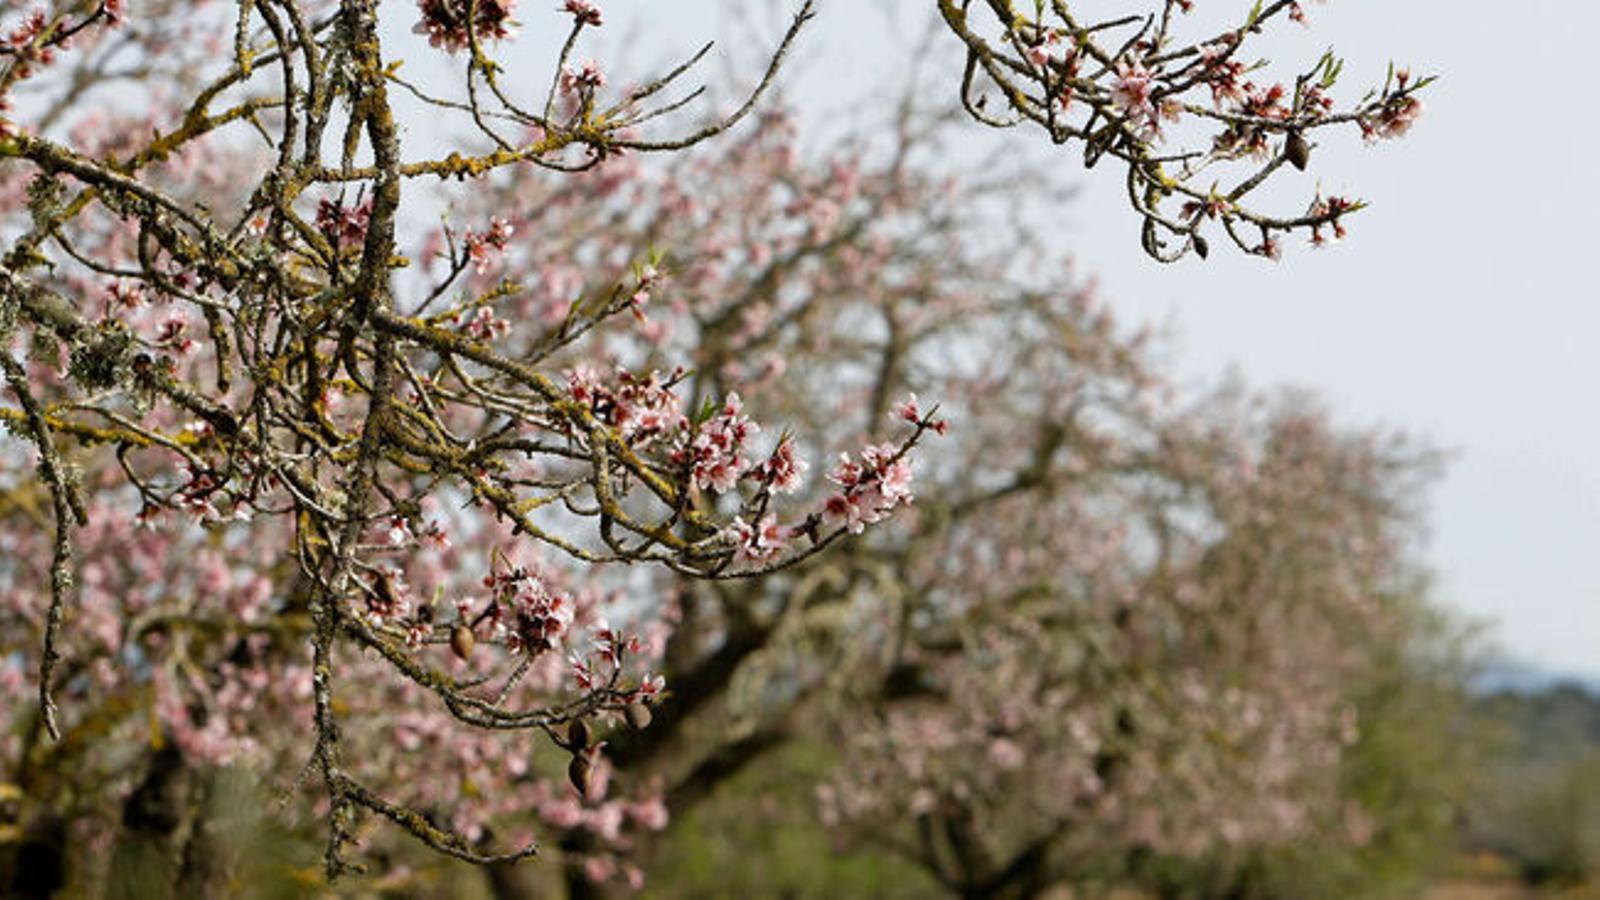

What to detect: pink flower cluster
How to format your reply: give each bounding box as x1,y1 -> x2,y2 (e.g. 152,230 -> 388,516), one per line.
4,11 -> 56,77
560,59 -> 605,94
571,619 -> 665,699
1239,81 -> 1291,122
414,0 -> 517,53
629,263 -> 661,309
174,465 -> 226,522
591,618 -> 641,669
566,372 -> 813,500
465,216 -> 514,273
563,0 -> 602,27
1363,92 -> 1424,141
567,366 -> 685,443
485,565 -> 576,655
823,443 -> 915,534
1110,61 -> 1177,139
728,513 -> 787,564
754,437 -> 807,494
105,279 -> 145,310
894,393 -> 949,436
1308,195 -> 1354,246
152,316 -> 193,355
456,305 -> 512,341
682,393 -> 758,493
1026,33 -> 1082,109
1198,39 -> 1247,106
315,195 -> 373,251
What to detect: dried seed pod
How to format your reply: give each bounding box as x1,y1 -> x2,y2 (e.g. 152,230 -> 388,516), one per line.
374,572 -> 397,604
450,625 -> 476,661
1192,234 -> 1209,260
568,718 -> 592,751
568,752 -> 593,799
624,702 -> 653,730
366,571 -> 402,618
1286,131 -> 1311,171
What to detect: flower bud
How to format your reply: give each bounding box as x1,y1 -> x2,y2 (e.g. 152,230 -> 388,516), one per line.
450,625 -> 476,661
624,702 -> 653,730
1192,234 -> 1209,260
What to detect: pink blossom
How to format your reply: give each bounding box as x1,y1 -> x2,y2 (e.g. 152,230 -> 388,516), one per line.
465,217 -> 514,273
628,797 -> 669,831
563,1 -> 602,26
822,444 -> 916,534
315,195 -> 373,251
1110,61 -> 1159,136
636,672 -> 665,699
105,279 -> 144,310
895,392 -> 923,424
1364,95 -> 1424,141
583,855 -> 615,884
561,59 -> 606,94
987,737 -> 1026,771
568,367 -> 685,443
729,514 -> 787,565
457,305 -> 512,341
823,492 -> 873,535
757,437 -> 808,494
385,517 -> 415,546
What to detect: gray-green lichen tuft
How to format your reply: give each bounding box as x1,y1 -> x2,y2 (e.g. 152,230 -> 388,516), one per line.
68,322 -> 134,390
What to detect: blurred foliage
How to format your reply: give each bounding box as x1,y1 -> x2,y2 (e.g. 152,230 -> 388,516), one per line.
1466,683 -> 1600,887
642,741 -> 937,899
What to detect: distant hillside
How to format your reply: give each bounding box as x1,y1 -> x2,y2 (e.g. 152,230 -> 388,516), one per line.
1471,661 -> 1600,699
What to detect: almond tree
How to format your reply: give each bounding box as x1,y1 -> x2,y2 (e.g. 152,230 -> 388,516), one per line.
816,388 -> 1435,897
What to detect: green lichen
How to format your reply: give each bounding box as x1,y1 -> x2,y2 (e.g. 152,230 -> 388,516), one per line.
68,323 -> 134,390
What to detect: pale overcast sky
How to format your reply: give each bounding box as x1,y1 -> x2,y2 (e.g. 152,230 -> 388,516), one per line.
401,1 -> 1600,675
